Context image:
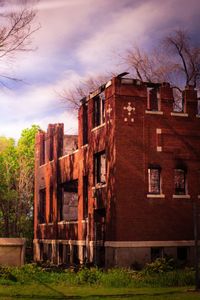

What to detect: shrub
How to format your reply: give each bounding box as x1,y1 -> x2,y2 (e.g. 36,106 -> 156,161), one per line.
143,257 -> 175,274
76,267 -> 102,285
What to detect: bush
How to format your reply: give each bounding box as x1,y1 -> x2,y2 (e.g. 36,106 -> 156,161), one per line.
143,257 -> 175,274
76,267 -> 102,285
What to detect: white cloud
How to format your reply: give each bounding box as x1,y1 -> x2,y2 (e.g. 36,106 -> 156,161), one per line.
0,69 -> 83,139
0,0 -> 200,140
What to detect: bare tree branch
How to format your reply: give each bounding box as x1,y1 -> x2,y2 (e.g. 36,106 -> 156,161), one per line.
0,0 -> 40,85
59,74 -> 111,110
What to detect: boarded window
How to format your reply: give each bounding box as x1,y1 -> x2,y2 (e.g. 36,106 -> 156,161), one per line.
148,168 -> 160,194
61,180 -> 78,221
93,91 -> 105,127
94,151 -> 106,185
174,169 -> 186,195
39,189 -> 46,224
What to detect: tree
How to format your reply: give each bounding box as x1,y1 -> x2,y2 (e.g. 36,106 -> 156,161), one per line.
61,30 -> 200,111
16,125 -> 40,240
0,125 -> 39,239
60,74 -> 113,110
0,0 -> 39,85
0,137 -> 18,236
123,30 -> 200,92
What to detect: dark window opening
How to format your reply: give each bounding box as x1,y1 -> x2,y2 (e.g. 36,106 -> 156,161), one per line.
40,243 -> 44,261
151,247 -> 163,261
39,189 -> 46,224
40,138 -> 45,165
147,87 -> 159,111
83,176 -> 88,219
49,135 -> 54,161
94,151 -> 106,185
64,244 -> 70,265
93,91 -> 105,128
60,180 -> 78,221
73,245 -> 80,265
49,186 -> 53,223
174,168 -> 186,195
148,167 -> 161,194
47,244 -> 52,261
82,102 -> 88,145
58,243 -> 63,264
177,247 -> 188,261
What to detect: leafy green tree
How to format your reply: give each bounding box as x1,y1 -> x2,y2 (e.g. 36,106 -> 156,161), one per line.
0,138 -> 18,236
0,125 -> 39,239
16,125 -> 40,240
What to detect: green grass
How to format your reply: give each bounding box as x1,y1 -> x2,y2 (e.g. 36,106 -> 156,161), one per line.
0,285 -> 199,300
0,264 -> 199,299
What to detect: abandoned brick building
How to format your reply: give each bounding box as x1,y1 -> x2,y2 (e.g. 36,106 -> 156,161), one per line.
34,75 -> 200,267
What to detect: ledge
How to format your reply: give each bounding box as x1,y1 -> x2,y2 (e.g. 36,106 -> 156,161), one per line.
105,80 -> 112,88
173,194 -> 191,199
57,221 -> 78,225
92,183 -> 107,190
82,219 -> 88,223
59,149 -> 79,160
170,112 -> 188,117
196,115 -> 200,118
147,194 -> 165,198
91,123 -> 105,132
81,144 -> 88,148
0,238 -> 26,246
145,110 -> 163,115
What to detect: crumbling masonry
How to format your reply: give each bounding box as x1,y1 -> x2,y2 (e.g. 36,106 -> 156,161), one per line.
34,75 -> 200,267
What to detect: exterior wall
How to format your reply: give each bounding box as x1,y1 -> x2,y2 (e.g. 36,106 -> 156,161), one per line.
34,76 -> 200,267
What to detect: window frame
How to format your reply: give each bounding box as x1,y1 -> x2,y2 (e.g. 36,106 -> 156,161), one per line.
60,180 -> 78,222
94,151 -> 106,186
174,168 -> 187,195
93,91 -> 105,128
148,166 -> 161,195
147,87 -> 160,111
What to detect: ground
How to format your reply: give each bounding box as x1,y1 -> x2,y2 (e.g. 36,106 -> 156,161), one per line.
0,285 -> 200,300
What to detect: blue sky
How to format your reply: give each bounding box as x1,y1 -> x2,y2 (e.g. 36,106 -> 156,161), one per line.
0,0 -> 200,139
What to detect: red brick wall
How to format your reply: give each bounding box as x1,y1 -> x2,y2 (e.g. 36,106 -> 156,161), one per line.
34,77 -> 200,248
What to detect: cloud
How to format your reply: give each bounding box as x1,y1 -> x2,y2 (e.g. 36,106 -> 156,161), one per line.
76,0 -> 200,72
0,69 -> 84,139
0,0 -> 200,139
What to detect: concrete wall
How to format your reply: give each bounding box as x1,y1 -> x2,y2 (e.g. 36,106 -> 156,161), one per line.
0,238 -> 26,267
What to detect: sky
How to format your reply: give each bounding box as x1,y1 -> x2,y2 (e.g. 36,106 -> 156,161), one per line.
0,0 -> 200,140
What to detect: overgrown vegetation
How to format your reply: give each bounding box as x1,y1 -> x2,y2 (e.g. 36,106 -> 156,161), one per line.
0,262 -> 195,288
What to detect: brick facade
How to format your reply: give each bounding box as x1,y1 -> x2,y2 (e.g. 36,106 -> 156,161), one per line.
34,76 -> 200,267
